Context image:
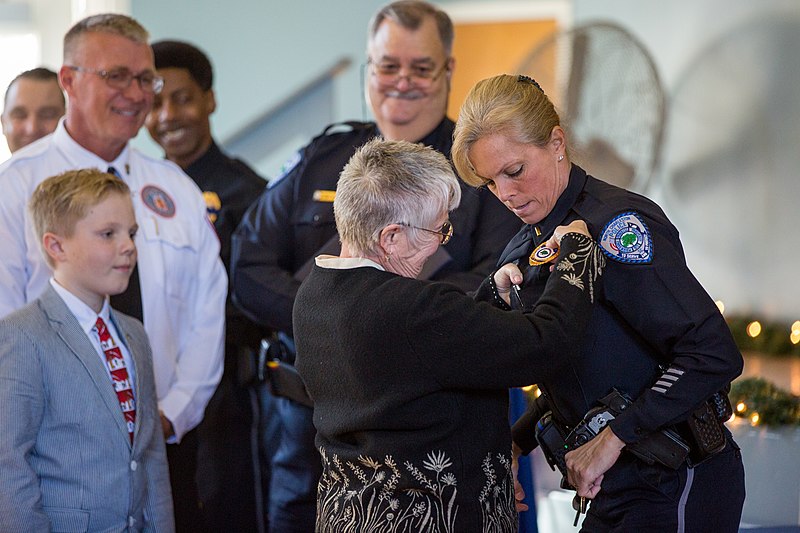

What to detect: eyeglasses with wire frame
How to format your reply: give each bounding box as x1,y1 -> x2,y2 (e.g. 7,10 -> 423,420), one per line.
398,220 -> 453,245
366,59 -> 450,89
67,66 -> 165,94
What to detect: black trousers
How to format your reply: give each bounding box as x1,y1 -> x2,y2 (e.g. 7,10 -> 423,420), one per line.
580,433 -> 745,532
196,372 -> 263,532
166,427 -> 205,532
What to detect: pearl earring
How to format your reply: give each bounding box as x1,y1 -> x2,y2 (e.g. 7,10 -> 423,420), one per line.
558,155 -> 564,162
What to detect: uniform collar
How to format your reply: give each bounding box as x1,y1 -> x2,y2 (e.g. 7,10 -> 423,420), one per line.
53,119 -> 131,176
184,140 -> 223,176
529,164 -> 588,245
375,116 -> 454,150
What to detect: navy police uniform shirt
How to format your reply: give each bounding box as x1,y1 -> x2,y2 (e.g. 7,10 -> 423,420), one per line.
506,164 -> 743,446
231,118 -> 522,335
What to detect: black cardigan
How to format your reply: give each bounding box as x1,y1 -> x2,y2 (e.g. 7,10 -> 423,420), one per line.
294,234 -> 602,532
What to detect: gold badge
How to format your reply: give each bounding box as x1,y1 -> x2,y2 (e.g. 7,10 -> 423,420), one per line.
529,241 -> 559,266
203,191 -> 221,224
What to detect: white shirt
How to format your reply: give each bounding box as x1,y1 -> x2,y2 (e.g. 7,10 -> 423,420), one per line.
0,121 -> 227,440
50,278 -> 137,390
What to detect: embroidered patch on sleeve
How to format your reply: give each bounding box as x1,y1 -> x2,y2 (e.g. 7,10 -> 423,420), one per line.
599,212 -> 653,263
268,150 -> 302,189
141,185 -> 176,218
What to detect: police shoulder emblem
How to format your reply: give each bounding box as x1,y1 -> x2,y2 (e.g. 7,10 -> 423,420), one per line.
141,185 -> 176,218
599,212 -> 653,263
269,150 -> 302,189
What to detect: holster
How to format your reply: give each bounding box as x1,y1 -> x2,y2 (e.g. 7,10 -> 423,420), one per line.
678,390 -> 732,466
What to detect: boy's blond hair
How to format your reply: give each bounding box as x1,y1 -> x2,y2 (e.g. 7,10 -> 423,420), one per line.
29,168 -> 131,267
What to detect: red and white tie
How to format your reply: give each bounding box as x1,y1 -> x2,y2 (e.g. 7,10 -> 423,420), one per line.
95,317 -> 136,443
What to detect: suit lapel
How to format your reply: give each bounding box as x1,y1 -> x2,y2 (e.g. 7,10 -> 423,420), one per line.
40,287 -> 131,443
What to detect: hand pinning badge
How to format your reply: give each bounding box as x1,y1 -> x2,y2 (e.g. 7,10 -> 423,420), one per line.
529,241 -> 560,266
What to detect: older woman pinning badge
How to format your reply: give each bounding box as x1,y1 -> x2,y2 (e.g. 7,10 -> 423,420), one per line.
293,137 -> 604,532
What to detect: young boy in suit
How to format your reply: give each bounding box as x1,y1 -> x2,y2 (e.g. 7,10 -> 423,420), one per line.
0,169 -> 174,532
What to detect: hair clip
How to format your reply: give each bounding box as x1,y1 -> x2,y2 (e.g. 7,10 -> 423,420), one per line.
517,74 -> 543,93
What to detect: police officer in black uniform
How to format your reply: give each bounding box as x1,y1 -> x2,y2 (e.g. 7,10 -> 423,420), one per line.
147,40 -> 270,532
230,3 -> 522,532
453,74 -> 745,531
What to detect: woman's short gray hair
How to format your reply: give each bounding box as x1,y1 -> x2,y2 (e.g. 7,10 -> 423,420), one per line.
335,138 -> 461,257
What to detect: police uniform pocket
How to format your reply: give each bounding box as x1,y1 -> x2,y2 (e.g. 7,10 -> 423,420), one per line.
292,203 -> 335,228
138,214 -> 197,252
634,459 -> 682,502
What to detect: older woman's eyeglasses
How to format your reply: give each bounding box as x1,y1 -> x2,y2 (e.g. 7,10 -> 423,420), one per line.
367,59 -> 449,89
67,66 -> 165,94
399,220 -> 453,245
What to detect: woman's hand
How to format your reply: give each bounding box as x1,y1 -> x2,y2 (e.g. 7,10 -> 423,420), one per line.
565,426 -> 625,499
493,263 -> 524,306
546,220 -> 590,248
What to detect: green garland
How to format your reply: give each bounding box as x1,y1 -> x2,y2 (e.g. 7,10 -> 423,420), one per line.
727,316 -> 800,357
730,377 -> 800,426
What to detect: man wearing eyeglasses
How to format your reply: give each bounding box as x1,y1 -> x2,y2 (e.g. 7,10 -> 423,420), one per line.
0,14 -> 226,531
231,1 -> 521,531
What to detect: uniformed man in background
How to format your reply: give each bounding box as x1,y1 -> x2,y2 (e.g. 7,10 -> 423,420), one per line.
231,1 -> 522,531
147,40 -> 271,532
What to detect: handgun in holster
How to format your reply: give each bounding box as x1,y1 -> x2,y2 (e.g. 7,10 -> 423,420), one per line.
534,412 -> 572,489
535,388 -> 692,489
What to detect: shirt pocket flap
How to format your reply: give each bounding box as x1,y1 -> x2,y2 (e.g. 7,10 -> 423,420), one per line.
139,215 -> 197,251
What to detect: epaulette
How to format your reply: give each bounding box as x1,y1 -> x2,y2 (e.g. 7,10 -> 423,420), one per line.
320,121 -> 371,137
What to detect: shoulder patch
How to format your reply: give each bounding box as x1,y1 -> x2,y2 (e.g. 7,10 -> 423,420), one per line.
599,212 -> 653,263
269,150 -> 302,189
141,185 -> 176,218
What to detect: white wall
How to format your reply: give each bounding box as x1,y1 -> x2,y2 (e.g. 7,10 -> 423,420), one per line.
130,0 -> 391,166
573,0 -> 800,321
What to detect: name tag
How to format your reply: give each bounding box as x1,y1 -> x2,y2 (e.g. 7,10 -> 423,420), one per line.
313,190 -> 336,202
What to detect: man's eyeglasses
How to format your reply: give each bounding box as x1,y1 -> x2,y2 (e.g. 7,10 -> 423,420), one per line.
367,59 -> 449,89
398,220 -> 453,245
68,66 -> 164,95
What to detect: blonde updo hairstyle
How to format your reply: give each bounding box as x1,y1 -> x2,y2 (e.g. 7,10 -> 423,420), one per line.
452,74 -> 562,187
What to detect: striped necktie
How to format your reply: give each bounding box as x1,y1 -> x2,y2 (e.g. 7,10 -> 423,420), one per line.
95,316 -> 136,443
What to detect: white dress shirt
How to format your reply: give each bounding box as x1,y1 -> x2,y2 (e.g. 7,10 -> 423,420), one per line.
50,278 -> 137,390
0,121 -> 227,440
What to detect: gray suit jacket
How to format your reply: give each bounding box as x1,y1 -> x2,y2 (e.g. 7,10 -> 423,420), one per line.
0,285 -> 174,532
